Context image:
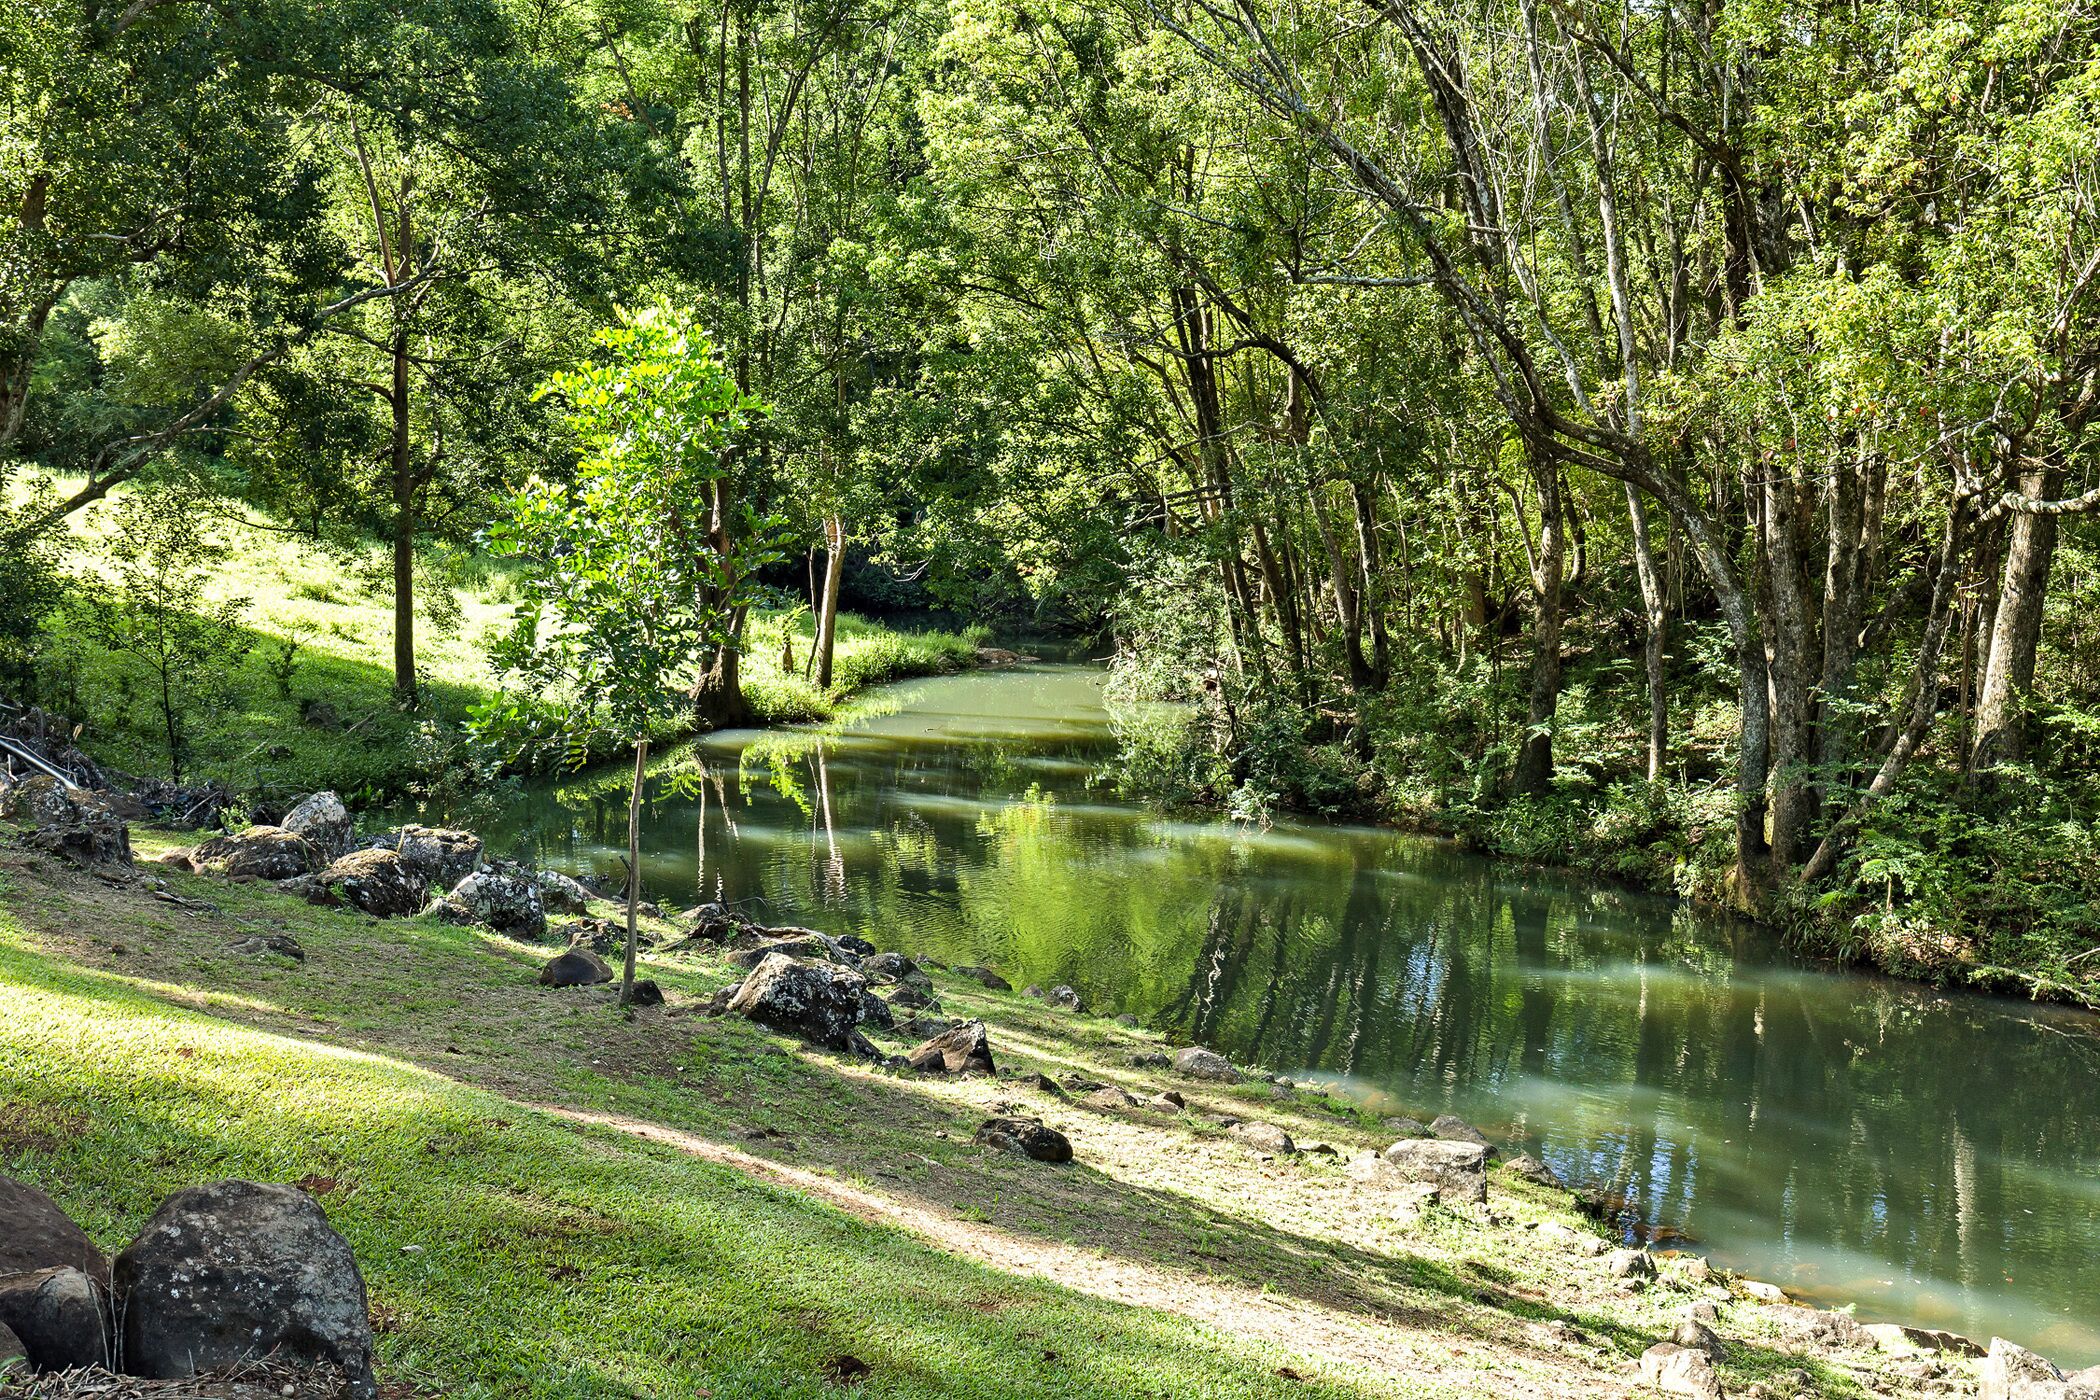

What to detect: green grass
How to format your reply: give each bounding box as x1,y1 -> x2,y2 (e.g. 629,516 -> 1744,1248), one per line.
21,479 -> 984,801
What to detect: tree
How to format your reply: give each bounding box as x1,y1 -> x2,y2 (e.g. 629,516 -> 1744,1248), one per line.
485,304 -> 777,1005
75,492 -> 254,784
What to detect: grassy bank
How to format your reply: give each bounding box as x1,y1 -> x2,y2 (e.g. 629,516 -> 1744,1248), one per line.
0,824 -> 1985,1398
20,484 -> 982,803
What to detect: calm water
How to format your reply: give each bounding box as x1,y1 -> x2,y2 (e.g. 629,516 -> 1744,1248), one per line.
463,662 -> 2100,1363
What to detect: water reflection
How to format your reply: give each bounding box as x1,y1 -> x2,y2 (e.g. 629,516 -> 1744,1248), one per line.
458,663 -> 2100,1365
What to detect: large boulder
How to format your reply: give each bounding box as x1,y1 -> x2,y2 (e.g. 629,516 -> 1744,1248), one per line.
0,1267 -> 109,1371
905,1019 -> 995,1075
537,869 -> 596,915
280,791 -> 353,858
25,816 -> 132,868
1431,1114 -> 1496,1155
1982,1338 -> 2100,1400
1377,1138 -> 1490,1204
1172,1047 -> 1240,1082
368,825 -> 483,891
432,868 -> 547,941
540,947 -> 613,988
974,1117 -> 1071,1162
0,775 -> 105,827
190,826 -> 324,881
286,847 -> 427,918
725,953 -> 868,1051
113,1181 -> 374,1396
0,1177 -> 109,1284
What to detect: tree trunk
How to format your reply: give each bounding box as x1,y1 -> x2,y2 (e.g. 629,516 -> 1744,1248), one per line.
1759,470 -> 1817,866
1512,458 -> 1564,797
814,514 -> 844,690
691,607 -> 754,729
390,327 -> 416,705
1625,485 -> 1668,780
621,737 -> 649,1006
1971,465 -> 2061,770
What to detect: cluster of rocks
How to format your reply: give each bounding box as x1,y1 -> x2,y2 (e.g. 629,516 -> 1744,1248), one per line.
0,1175 -> 376,1397
0,776 -> 134,868
145,792 -> 623,952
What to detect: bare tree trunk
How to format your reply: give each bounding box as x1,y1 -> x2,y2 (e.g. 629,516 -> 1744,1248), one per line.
621,737 -> 649,1006
814,514 -> 844,690
1512,458 -> 1564,797
390,326 -> 417,705
1626,485 -> 1668,779
1971,465 -> 2061,770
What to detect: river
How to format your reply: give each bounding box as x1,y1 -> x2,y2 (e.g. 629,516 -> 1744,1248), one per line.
459,660 -> 2100,1365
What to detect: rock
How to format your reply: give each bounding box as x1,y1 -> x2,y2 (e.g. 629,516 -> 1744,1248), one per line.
367,825 -> 482,891
1151,1090 -> 1185,1110
1345,1155 -> 1443,1209
1678,1256 -> 1717,1285
1172,1047 -> 1239,1082
726,953 -> 869,1051
837,933 -> 877,957
1028,1073 -> 1067,1096
858,988 -> 896,1031
974,1117 -> 1071,1162
1739,1279 -> 1786,1303
1608,1248 -> 1658,1281
0,1320 -> 20,1374
1129,1051 -> 1170,1069
280,791 -> 353,857
114,1180 -> 375,1397
1045,984 -> 1084,1012
1639,1342 -> 1724,1400
1684,1301 -> 1719,1325
1383,1116 -> 1431,1137
26,816 -> 133,867
0,775 -> 103,827
188,825 -> 324,880
0,1267 -> 109,1371
1768,1304 -> 1862,1348
955,964 -> 1012,991
629,978 -> 665,1007
0,1177 -> 110,1286
539,947 -> 613,987
1115,1013 -> 1139,1027
1228,1121 -> 1297,1155
1430,1114 -> 1495,1155
1862,1322 -> 1984,1358
864,952 -> 916,982
888,982 -> 939,1010
1505,1153 -> 1561,1188
1669,1317 -> 1726,1361
1377,1138 -> 1489,1203
229,932 -> 305,960
1083,1086 -> 1143,1111
436,868 -> 547,941
287,847 -> 427,918
1981,1337 -> 2074,1400
906,1019 -> 995,1075
537,870 -> 596,915
896,1014 -> 957,1040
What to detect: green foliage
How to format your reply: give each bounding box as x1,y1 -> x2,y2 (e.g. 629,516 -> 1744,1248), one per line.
71,493 -> 255,782
485,304 -> 778,755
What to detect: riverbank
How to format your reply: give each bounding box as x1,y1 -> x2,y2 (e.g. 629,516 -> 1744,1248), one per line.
20,490 -> 983,804
0,809 -> 2065,1398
